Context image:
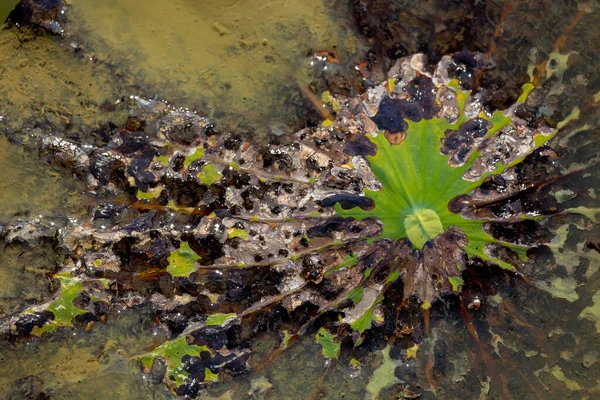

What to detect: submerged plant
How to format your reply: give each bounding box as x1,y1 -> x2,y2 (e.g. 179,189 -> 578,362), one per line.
1,43 -> 598,398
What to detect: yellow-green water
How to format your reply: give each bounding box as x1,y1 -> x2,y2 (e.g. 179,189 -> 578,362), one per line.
68,0 -> 358,132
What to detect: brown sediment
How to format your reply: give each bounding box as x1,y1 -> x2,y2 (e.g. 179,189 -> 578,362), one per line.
305,358 -> 338,400
474,0 -> 515,89
297,82 -> 334,120
460,301 -> 513,400
532,6 -> 588,86
424,352 -> 436,389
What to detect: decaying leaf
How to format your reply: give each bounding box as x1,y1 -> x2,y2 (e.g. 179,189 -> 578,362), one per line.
2,46 -> 598,398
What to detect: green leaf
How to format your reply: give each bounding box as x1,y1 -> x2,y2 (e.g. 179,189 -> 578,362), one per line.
204,368 -> 219,382
198,164 -> 223,185
49,273 -> 87,322
184,147 -> 204,168
205,313 -> 237,326
155,154 -> 170,166
228,228 -> 249,240
349,299 -> 383,333
404,208 -> 444,249
335,80 -> 542,270
166,242 -> 199,278
140,337 -> 209,387
330,253 -> 358,272
448,276 -> 464,292
345,287 -> 363,303
137,185 -> 163,199
315,327 -> 340,359
31,272 -> 88,334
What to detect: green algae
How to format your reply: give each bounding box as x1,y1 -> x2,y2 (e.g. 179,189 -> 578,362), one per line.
365,345 -> 402,399
0,0 -> 19,24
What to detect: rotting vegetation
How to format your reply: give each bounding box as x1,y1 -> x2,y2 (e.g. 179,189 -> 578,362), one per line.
2,47 -> 598,397
1,1 -> 599,399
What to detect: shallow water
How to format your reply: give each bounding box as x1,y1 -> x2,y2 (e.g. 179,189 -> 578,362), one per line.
0,136 -> 85,222
0,0 -> 599,399
67,0 -> 359,133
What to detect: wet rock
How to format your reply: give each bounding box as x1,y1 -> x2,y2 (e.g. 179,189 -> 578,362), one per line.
441,118 -> 490,166
370,77 -> 439,134
371,96 -> 409,133
89,153 -> 126,186
149,357 -> 167,384
487,220 -> 552,246
191,326 -> 228,350
42,136 -> 89,177
2,217 -> 64,244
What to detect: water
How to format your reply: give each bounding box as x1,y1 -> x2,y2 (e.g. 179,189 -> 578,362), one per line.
67,0 -> 360,133
0,0 -> 598,399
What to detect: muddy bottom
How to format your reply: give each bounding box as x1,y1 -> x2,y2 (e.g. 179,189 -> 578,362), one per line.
0,136 -> 86,222
67,0 -> 360,133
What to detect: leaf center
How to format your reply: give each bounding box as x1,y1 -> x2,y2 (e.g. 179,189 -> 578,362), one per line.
404,208 -> 444,249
